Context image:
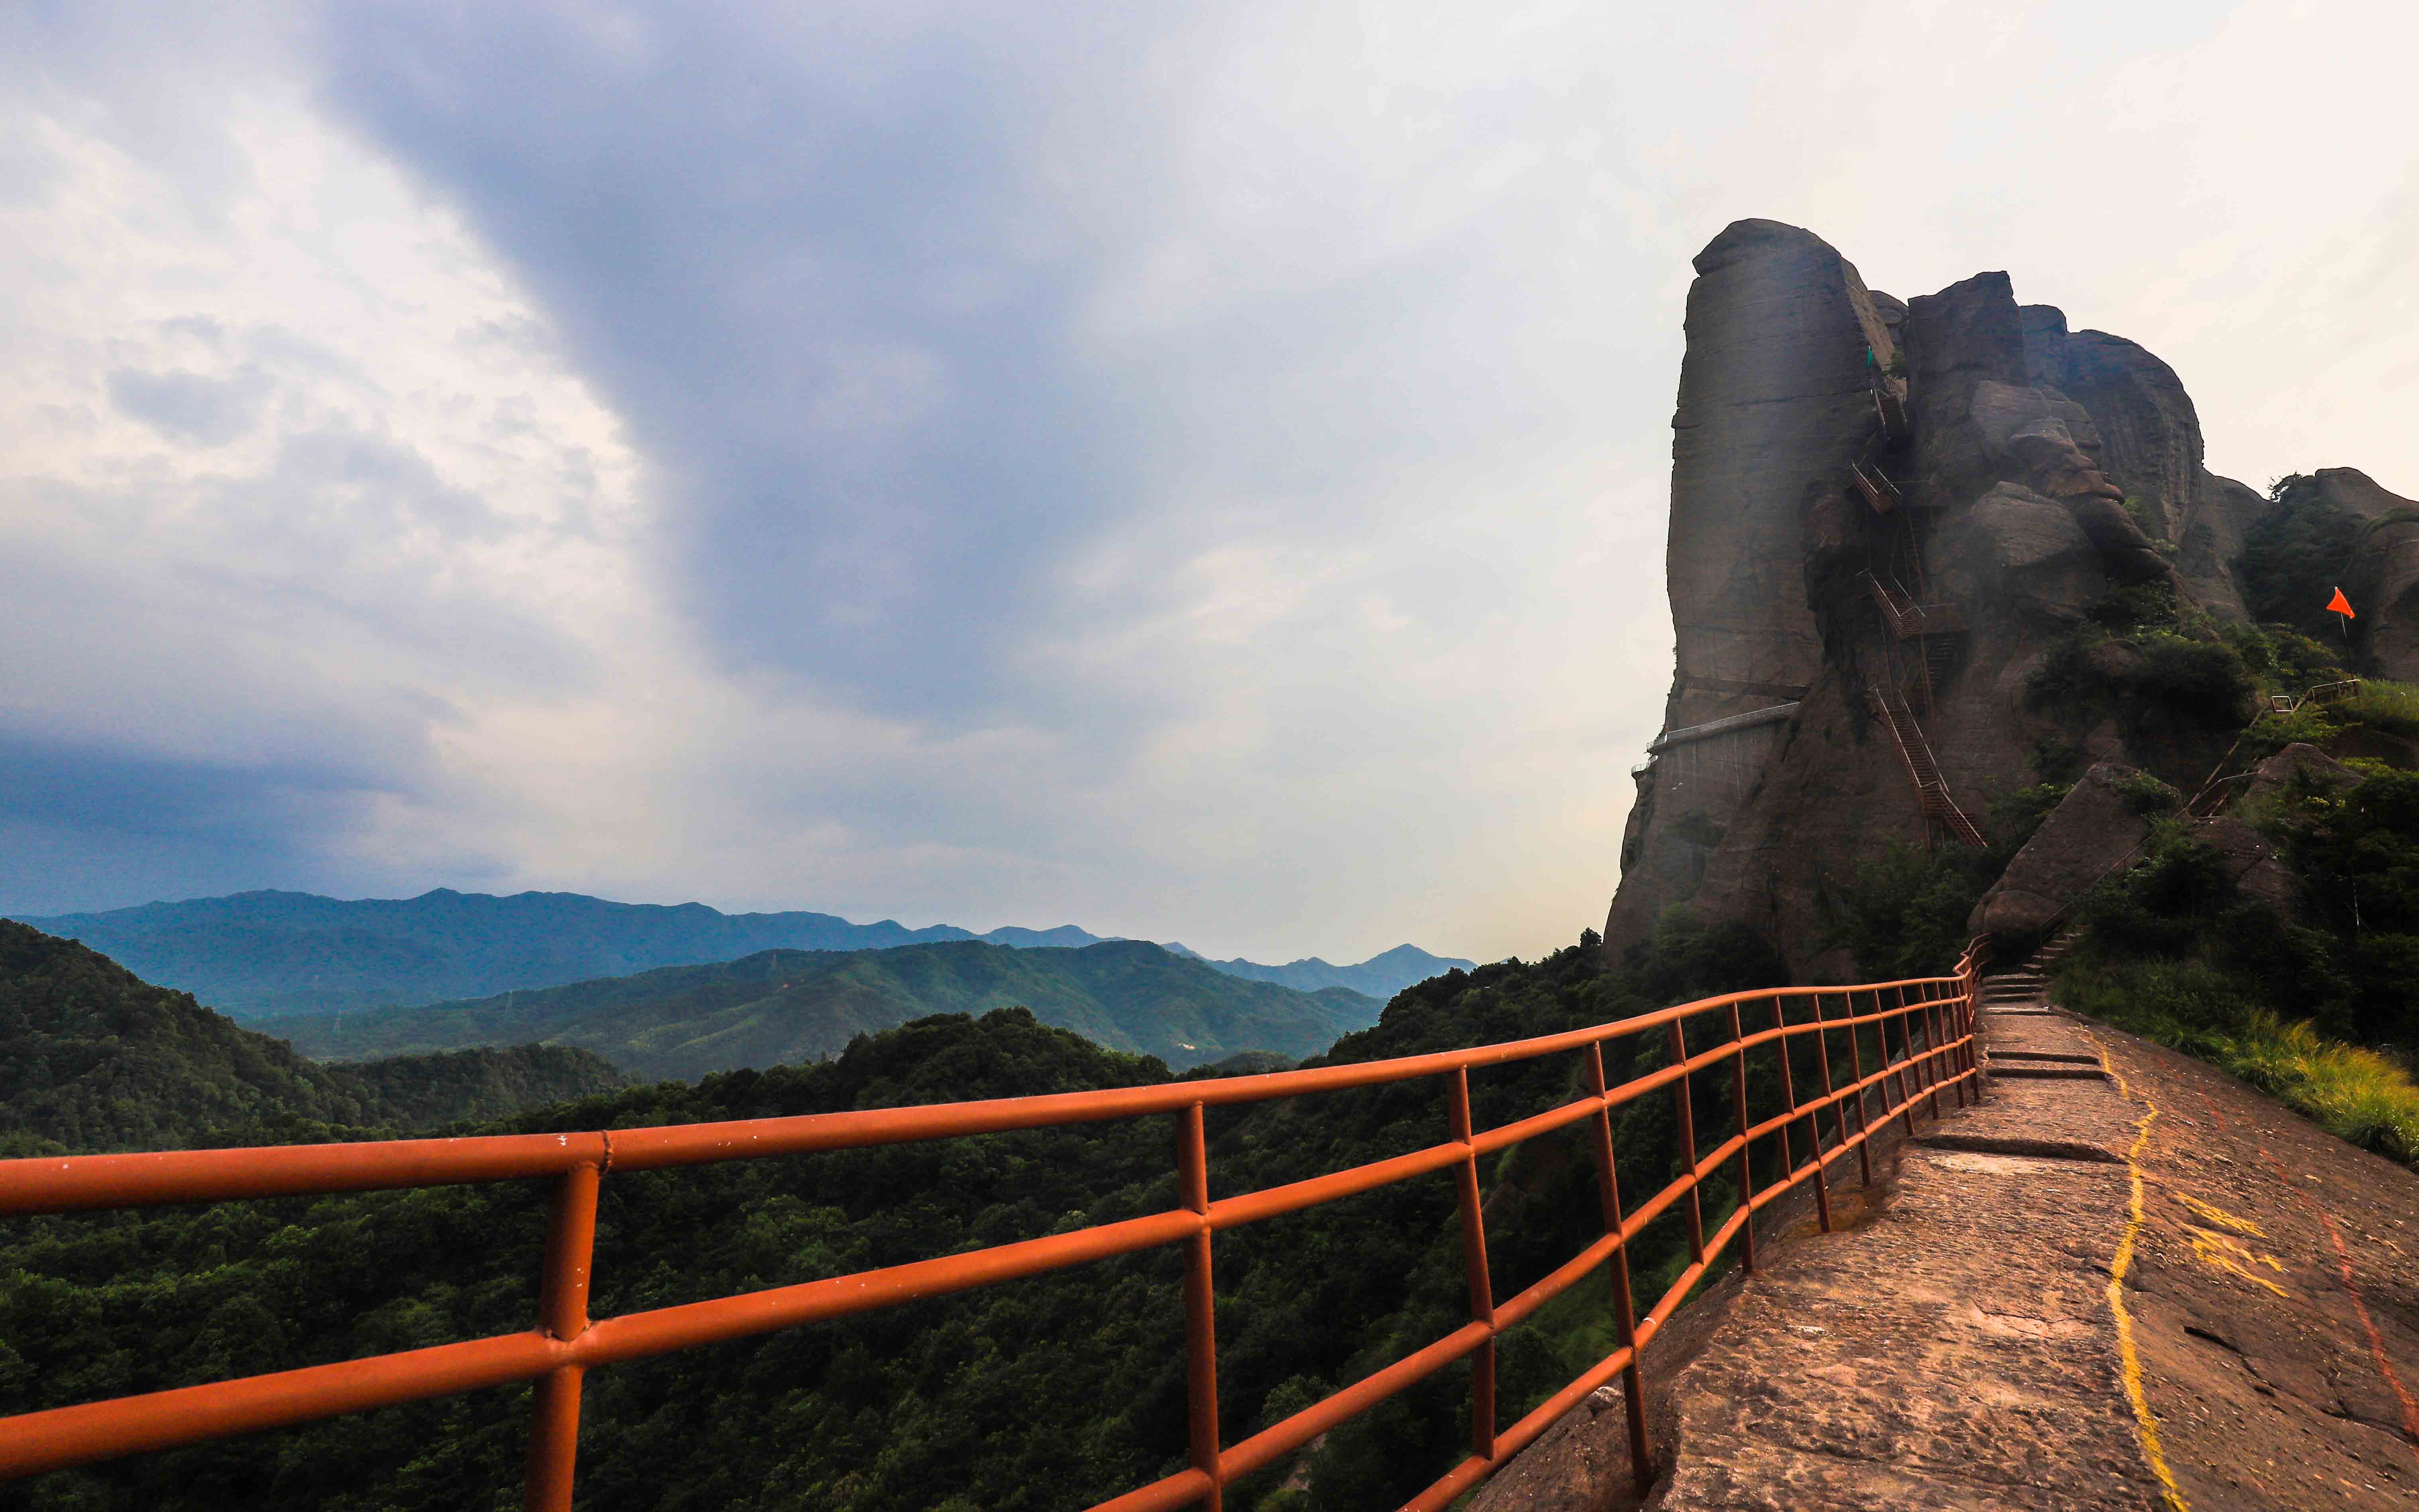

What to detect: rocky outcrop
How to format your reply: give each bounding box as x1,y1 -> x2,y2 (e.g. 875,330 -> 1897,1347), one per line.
2244,741 -> 2358,804
1600,219 -> 2419,970
1964,764 -> 2158,941
2019,308 -> 2268,620
2317,468 -> 2419,679
1605,221 -> 1902,947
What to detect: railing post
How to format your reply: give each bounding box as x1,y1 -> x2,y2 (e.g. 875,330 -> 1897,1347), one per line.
1936,988 -> 1965,1109
1965,957 -> 1987,1103
1585,1044 -> 1655,1496
1727,1003 -> 1755,1274
1447,1069 -> 1497,1463
1177,1103 -> 1222,1512
1843,994 -> 1872,1188
1774,997 -> 1828,1234
1890,988 -> 1918,1137
1667,1020 -> 1706,1263
524,1157 -> 601,1512
1922,987 -> 1946,1118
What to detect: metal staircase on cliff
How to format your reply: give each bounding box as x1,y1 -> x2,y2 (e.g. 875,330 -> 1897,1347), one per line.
1861,571 -> 1966,709
1865,689 -> 1989,849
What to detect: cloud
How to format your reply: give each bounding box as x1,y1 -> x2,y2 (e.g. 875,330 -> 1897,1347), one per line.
106,366 -> 270,446
3,0 -> 2415,964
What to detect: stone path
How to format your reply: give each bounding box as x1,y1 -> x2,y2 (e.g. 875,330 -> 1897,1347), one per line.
1474,965 -> 2419,1512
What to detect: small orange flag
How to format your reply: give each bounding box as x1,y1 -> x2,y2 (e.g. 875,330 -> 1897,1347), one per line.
2328,587 -> 2356,619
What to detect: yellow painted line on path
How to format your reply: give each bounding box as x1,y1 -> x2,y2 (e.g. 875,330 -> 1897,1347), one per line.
2089,1035 -> 2191,1512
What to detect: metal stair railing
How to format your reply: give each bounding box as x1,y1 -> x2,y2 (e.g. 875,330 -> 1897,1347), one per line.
1859,571 -> 1967,642
1849,460 -> 1902,515
1866,690 -> 1988,849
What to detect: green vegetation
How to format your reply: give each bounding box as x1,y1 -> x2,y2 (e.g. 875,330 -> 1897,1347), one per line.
8,889 -> 1006,1018
2027,581 -> 2258,734
0,922 -> 1881,1512
0,921 -> 625,1155
275,941 -> 1383,1077
2053,762 -> 2419,1168
2059,958 -> 2419,1167
1812,783 -> 2069,981
2239,474 -> 2368,640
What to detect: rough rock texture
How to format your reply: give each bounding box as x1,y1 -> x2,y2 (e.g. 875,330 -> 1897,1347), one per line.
1602,220 -> 2380,971
2315,467 -> 2419,679
2020,305 -> 2270,620
2195,815 -> 2299,914
1605,221 -> 1903,948
1964,764 -> 2157,940
2244,741 -> 2358,805
1599,220 -> 2419,970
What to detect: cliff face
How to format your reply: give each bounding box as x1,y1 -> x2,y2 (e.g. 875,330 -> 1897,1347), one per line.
1603,220 -> 2407,973
1607,222 -> 1904,946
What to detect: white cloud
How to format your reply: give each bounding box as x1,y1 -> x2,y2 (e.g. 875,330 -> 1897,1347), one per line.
5,0 -> 2414,967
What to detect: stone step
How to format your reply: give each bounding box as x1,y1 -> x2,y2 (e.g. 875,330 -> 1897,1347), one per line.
1988,1050 -> 2101,1064
1987,1064 -> 2110,1080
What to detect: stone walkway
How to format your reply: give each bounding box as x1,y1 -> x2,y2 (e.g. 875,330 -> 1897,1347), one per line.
1474,972 -> 2419,1511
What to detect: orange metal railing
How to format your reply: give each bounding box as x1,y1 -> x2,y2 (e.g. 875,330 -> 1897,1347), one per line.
0,946 -> 1988,1511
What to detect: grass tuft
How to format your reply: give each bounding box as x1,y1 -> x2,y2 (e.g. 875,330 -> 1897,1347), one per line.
2059,954 -> 2419,1168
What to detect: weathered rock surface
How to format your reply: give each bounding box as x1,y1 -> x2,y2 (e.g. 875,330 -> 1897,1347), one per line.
1965,764 -> 2157,940
2244,740 -> 2357,804
2318,467 -> 2419,679
2195,815 -> 2299,914
1603,218 -> 2408,970
1953,482 -> 2105,624
1605,221 -> 1901,948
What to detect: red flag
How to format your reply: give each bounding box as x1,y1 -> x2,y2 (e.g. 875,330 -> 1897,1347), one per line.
2327,587 -> 2356,619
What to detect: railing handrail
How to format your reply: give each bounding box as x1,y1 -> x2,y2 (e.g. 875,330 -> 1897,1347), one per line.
0,945 -> 1992,1512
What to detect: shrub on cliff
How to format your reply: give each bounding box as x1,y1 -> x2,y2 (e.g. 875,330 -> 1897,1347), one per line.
2240,475 -> 2369,639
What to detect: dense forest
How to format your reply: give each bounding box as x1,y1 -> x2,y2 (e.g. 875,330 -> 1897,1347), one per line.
0,919 -> 1837,1512
0,922 -> 625,1155
273,940 -> 1382,1077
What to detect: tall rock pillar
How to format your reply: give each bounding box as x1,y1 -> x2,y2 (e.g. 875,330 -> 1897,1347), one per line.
1605,220 -> 1901,952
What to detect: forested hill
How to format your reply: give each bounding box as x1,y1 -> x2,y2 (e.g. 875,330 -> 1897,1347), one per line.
0,921 -> 627,1154
275,939 -> 1382,1079
11,890 -> 1475,1020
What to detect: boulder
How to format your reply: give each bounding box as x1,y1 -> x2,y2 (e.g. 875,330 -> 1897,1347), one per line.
1965,763 -> 2159,940
1957,482 -> 2105,623
2244,742 -> 2357,804
2020,309 -> 2266,620
2196,817 -> 2298,915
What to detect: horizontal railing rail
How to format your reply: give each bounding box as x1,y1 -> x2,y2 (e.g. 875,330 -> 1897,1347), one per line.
0,946 -> 1989,1511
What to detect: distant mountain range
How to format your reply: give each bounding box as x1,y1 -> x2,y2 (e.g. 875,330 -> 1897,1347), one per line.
0,919 -> 626,1154
273,939 -> 1383,1078
10,890 -> 1474,1020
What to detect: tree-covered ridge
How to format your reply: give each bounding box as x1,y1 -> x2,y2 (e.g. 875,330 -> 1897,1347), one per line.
0,921 -> 627,1155
273,939 -> 1382,1077
12,890 -> 1474,1021
0,924 -> 1802,1512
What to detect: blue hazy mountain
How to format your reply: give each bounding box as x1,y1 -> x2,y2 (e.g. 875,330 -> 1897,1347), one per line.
12,890 -> 1475,1021
271,939 -> 1383,1078
1161,942 -> 1478,1000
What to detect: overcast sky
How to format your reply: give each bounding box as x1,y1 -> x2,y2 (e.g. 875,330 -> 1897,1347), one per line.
4,1 -> 2414,963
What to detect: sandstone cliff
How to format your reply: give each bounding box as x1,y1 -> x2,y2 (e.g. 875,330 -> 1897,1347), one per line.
1603,220 -> 2413,973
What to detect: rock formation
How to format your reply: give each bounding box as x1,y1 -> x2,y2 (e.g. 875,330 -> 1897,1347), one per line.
2311,467 -> 2419,677
1603,220 -> 2414,973
1965,763 -> 2158,940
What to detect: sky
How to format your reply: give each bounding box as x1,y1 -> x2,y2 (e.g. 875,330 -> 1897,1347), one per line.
3,1 -> 2415,964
